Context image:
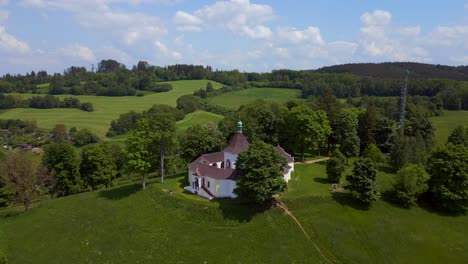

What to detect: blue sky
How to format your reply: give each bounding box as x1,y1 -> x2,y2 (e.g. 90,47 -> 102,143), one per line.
0,0 -> 467,74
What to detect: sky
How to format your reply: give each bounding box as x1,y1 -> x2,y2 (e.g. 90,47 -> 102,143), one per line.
0,0 -> 467,75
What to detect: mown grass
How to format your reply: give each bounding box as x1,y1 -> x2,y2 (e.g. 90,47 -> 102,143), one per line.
0,176 -> 322,263
0,80 -> 223,138
430,110 -> 468,144
205,88 -> 302,110
176,110 -> 224,131
1,161 -> 466,263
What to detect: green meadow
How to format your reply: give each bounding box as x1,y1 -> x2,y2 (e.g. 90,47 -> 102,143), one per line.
430,110 -> 468,144
205,88 -> 302,110
0,80 -> 222,137
175,110 -> 224,131
1,162 -> 466,263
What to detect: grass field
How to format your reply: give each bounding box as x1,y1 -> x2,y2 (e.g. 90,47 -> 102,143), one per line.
205,88 -> 302,110
0,80 -> 223,138
430,110 -> 468,144
1,161 -> 466,263
176,110 -> 224,131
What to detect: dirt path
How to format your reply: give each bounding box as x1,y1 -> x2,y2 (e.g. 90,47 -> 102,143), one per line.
295,157 -> 330,164
276,198 -> 341,264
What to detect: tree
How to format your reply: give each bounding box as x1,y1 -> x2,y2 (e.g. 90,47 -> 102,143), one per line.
206,82 -> 214,93
126,113 -> 176,189
80,144 -> 117,190
0,151 -> 49,210
48,75 -> 65,94
234,141 -> 287,204
71,129 -> 99,146
375,116 -> 394,153
362,144 -> 385,164
447,125 -> 467,146
345,158 -> 379,206
326,149 -> 346,183
427,144 -> 468,208
358,104 -> 378,152
179,123 -> 225,162
126,119 -> 154,190
336,108 -> 360,162
42,143 -> 81,196
50,124 -> 67,142
284,105 -> 331,161
393,164 -> 430,208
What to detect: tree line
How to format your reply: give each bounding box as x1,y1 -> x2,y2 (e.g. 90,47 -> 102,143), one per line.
0,94 -> 94,112
1,60 -> 467,110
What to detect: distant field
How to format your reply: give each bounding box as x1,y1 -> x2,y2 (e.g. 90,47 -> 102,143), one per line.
430,110 -> 468,144
176,110 -> 224,131
205,88 -> 302,109
0,80 -> 222,138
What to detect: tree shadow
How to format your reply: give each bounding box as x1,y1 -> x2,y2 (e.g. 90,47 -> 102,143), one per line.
313,177 -> 331,184
378,164 -> 396,174
331,192 -> 370,211
418,199 -> 467,217
98,183 -> 141,200
217,198 -> 272,223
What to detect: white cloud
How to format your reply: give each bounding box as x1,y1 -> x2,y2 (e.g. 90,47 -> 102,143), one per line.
155,41 -> 182,60
58,43 -> 96,62
360,10 -> 392,26
174,11 -> 202,31
276,26 -> 324,45
0,26 -> 31,53
174,0 -> 274,39
426,25 -> 468,46
96,46 -> 133,64
398,25 -> 421,36
174,34 -> 184,46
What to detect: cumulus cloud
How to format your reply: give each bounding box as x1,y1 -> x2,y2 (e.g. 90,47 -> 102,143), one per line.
58,43 -> 96,62
155,40 -> 182,60
276,26 -> 324,45
0,26 -> 31,54
174,0 -> 274,39
360,10 -> 392,26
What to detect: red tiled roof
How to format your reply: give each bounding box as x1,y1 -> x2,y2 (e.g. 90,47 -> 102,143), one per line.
276,145 -> 294,163
195,151 -> 224,164
189,161 -> 240,180
224,133 -> 249,154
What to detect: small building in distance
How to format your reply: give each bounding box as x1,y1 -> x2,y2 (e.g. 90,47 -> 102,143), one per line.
184,121 -> 294,200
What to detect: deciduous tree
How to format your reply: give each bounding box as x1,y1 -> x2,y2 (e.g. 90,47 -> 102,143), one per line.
234,141 -> 287,204
393,164 -> 429,208
326,149 -> 346,183
180,123 -> 224,162
80,144 -> 117,190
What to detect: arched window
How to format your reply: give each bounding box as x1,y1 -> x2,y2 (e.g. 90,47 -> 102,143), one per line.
226,159 -> 231,168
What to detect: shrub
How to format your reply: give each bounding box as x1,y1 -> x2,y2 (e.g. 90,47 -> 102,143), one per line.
80,102 -> 94,112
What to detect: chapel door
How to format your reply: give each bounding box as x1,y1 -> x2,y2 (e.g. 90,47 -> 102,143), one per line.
202,178 -> 205,187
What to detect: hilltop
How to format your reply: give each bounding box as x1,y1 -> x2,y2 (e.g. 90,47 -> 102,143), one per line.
314,62 -> 468,81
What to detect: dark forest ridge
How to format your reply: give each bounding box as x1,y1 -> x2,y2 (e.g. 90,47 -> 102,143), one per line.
313,62 -> 468,81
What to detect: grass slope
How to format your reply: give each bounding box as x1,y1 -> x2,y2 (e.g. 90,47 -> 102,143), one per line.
205,88 -> 302,110
0,177 -> 322,263
1,162 -> 467,263
0,80 -> 222,138
176,110 -> 224,131
430,110 -> 468,144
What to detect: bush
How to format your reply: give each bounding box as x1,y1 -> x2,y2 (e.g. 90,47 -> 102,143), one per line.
393,164 -> 430,208
0,251 -> 7,264
80,102 -> 94,112
326,149 -> 346,183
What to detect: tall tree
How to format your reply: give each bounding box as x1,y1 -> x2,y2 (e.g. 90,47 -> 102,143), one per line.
315,87 -> 341,153
283,105 -> 331,161
427,144 -> 468,208
179,123 -> 225,162
335,108 -> 360,162
358,104 -> 379,152
345,158 -> 379,206
1,151 -> 50,210
42,143 -> 81,196
126,119 -> 154,190
80,144 -> 118,190
234,141 -> 287,204
326,149 -> 346,183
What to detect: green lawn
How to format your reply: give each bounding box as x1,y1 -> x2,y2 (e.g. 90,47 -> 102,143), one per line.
205,88 -> 302,110
176,110 -> 224,131
1,161 -> 466,263
430,110 -> 468,144
0,80 -> 223,138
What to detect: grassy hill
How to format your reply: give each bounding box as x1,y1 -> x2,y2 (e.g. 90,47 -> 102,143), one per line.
0,80 -> 223,138
176,110 -> 224,131
430,110 -> 468,144
1,162 -> 466,263
205,88 -> 301,110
